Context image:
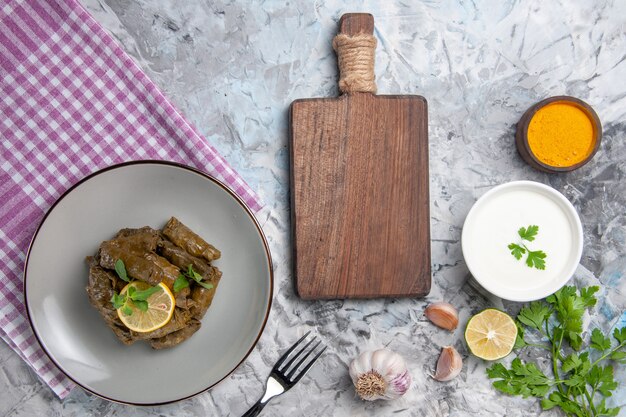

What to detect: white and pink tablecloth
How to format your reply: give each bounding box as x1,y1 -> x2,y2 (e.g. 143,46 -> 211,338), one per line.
0,0 -> 262,398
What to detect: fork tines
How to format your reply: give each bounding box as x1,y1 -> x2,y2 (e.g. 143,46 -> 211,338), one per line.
273,331 -> 327,384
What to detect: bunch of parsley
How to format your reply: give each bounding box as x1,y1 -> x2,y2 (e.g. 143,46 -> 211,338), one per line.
487,286 -> 626,417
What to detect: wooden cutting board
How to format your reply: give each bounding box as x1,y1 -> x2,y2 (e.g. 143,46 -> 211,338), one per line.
289,13 -> 431,299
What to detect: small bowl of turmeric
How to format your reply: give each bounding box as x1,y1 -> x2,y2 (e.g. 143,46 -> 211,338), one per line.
516,96 -> 602,173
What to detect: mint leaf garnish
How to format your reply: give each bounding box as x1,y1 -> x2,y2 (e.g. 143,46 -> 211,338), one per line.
187,264 -> 203,281
114,259 -> 130,282
121,305 -> 133,316
130,285 -> 162,301
196,281 -> 214,290
173,275 -> 190,292
184,264 -> 213,289
111,292 -> 126,309
132,299 -> 148,312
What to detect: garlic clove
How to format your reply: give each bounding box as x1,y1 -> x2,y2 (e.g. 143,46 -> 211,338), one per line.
371,349 -> 404,379
349,351 -> 373,381
433,346 -> 463,382
425,302 -> 459,331
350,349 -> 411,401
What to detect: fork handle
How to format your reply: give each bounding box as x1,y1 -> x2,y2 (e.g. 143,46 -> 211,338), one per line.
242,400 -> 266,417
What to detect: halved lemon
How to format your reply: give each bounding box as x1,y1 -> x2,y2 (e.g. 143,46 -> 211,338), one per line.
465,309 -> 517,360
117,282 -> 175,333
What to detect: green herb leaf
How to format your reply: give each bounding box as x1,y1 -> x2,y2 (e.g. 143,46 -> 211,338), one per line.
561,353 -> 588,390
562,353 -> 582,373
541,392 -> 565,410
518,225 -> 539,241
492,379 -> 518,395
525,249 -> 546,270
184,264 -> 212,289
508,226 -> 547,269
569,332 -> 584,351
554,291 -> 587,350
579,352 -> 591,374
595,399 -> 620,417
586,365 -> 618,397
173,275 -> 190,292
613,327 -> 626,345
510,358 -> 550,386
591,328 -> 612,353
611,351 -> 626,364
130,285 -> 162,301
546,285 -> 576,306
486,285 -> 625,417
121,305 -> 133,316
132,299 -> 149,312
508,243 -> 525,260
580,286 -> 599,308
563,374 -> 586,388
559,398 -> 585,417
513,322 -> 527,349
187,264 -> 203,281
486,362 -> 510,379
486,358 -> 550,399
111,292 -> 126,309
545,286 -> 589,350
196,281 -> 214,290
517,301 -> 551,331
115,259 -> 130,282
111,281 -> 162,315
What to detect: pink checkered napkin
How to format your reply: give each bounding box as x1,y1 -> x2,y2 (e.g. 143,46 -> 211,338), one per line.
0,0 -> 263,399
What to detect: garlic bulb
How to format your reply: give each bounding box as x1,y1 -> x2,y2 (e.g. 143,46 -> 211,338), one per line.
433,346 -> 462,381
425,302 -> 459,331
349,349 -> 411,401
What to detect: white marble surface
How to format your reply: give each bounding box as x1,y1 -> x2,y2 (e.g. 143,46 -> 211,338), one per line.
2,0 -> 626,415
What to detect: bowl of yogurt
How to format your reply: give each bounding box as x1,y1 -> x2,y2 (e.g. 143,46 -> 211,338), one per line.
461,181 -> 583,302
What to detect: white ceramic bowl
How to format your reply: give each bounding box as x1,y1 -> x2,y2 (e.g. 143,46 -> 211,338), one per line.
25,161 -> 273,405
461,181 -> 583,302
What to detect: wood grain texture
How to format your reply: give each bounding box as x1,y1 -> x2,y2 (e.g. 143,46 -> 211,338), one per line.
290,92 -> 431,299
289,12 -> 431,299
339,13 -> 374,35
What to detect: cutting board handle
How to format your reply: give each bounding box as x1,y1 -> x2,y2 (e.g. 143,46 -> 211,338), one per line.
338,13 -> 374,35
333,13 -> 377,94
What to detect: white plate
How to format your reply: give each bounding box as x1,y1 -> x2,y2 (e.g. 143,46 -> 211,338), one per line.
24,161 -> 273,405
462,181 -> 582,301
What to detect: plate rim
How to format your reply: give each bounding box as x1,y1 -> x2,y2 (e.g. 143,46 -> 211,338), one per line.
23,160 -> 274,405
461,180 -> 583,302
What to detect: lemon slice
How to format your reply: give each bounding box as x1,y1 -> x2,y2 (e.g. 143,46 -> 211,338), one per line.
465,309 -> 517,360
117,282 -> 175,333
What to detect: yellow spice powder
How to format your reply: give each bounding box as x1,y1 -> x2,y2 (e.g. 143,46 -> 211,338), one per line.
527,102 -> 595,167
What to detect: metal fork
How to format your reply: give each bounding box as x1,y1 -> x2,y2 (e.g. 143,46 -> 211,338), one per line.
242,331 -> 327,417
